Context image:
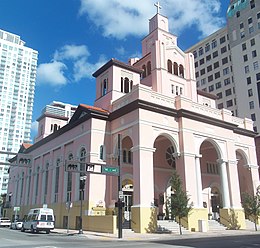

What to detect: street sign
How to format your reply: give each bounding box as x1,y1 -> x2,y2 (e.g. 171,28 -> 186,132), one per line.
66,201 -> 73,210
118,191 -> 124,199
102,166 -> 119,175
13,207 -> 20,212
65,160 -> 101,174
65,161 -> 119,176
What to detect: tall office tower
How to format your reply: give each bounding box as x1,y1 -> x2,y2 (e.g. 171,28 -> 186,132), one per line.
0,29 -> 38,194
187,0 -> 260,132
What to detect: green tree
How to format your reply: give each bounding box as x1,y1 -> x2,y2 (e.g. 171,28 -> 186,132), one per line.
166,171 -> 193,235
241,190 -> 260,231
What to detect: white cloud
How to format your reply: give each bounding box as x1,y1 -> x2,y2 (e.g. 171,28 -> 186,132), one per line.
37,44 -> 104,86
79,0 -> 225,39
73,55 -> 107,81
165,0 -> 225,38
36,61 -> 68,86
54,44 -> 90,61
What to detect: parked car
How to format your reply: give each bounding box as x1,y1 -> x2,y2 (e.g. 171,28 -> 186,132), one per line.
0,217 -> 11,227
10,220 -> 23,230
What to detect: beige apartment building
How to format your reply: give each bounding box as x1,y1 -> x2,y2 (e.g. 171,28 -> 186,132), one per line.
187,0 -> 260,133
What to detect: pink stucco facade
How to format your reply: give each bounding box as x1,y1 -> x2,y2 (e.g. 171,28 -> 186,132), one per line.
6,12 -> 260,233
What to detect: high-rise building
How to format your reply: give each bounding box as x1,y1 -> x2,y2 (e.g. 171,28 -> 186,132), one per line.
187,0 -> 260,132
0,29 -> 38,194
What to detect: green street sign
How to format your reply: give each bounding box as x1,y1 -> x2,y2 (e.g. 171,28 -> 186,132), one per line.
102,166 -> 119,175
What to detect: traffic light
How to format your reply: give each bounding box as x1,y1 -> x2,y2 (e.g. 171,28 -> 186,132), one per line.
80,179 -> 86,190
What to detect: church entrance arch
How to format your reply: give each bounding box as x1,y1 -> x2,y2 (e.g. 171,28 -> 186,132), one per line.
153,134 -> 178,219
236,150 -> 253,199
199,139 -> 223,218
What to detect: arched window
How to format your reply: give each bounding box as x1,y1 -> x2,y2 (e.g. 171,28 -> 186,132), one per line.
99,145 -> 106,160
80,148 -> 86,161
124,77 -> 130,93
173,62 -> 178,75
67,153 -> 73,202
44,163 -> 49,203
27,169 -> 32,205
54,124 -> 58,132
167,60 -> 172,73
123,150 -> 127,163
54,159 -> 60,203
102,79 -> 107,96
142,65 -> 146,78
121,77 -> 124,92
35,166 -> 40,204
128,150 -> 132,164
147,61 -> 151,75
20,172 -> 24,205
130,80 -> 133,91
121,77 -> 132,93
179,64 -> 184,78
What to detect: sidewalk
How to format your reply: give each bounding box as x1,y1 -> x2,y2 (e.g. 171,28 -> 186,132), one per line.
52,228 -> 260,241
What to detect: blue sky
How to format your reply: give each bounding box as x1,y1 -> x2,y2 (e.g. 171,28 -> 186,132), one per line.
0,0 -> 230,140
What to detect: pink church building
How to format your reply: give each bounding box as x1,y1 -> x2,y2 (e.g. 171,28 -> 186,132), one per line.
6,9 -> 260,233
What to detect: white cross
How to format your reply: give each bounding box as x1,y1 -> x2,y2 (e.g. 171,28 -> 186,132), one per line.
154,1 -> 162,14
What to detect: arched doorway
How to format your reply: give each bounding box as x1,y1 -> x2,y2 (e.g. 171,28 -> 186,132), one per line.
199,139 -> 223,219
210,187 -> 221,220
236,150 -> 253,199
153,134 -> 178,219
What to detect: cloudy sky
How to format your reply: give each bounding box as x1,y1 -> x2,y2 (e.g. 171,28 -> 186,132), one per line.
0,0 -> 230,140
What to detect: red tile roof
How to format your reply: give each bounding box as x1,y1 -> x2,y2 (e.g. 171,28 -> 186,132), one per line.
79,104 -> 109,114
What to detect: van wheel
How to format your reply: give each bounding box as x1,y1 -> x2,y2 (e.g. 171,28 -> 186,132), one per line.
46,230 -> 50,234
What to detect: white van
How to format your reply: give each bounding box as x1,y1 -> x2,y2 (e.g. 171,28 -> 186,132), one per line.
21,208 -> 55,234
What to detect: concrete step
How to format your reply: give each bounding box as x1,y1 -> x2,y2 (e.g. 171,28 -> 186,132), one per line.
245,219 -> 260,231
208,220 -> 226,231
157,220 -> 190,234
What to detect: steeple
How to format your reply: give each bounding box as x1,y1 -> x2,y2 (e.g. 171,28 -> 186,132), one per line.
149,2 -> 169,33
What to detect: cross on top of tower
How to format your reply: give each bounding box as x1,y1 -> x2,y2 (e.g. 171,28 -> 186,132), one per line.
154,1 -> 162,14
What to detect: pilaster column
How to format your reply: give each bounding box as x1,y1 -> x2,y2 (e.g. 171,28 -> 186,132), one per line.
132,145 -> 156,207
195,154 -> 203,208
248,164 -> 260,194
217,159 -> 230,208
227,160 -> 241,208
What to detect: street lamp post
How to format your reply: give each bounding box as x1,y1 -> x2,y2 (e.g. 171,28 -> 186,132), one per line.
79,175 -> 86,234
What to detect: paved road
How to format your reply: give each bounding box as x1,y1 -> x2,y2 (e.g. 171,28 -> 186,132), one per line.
151,234 -> 260,248
1,227 -> 260,248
